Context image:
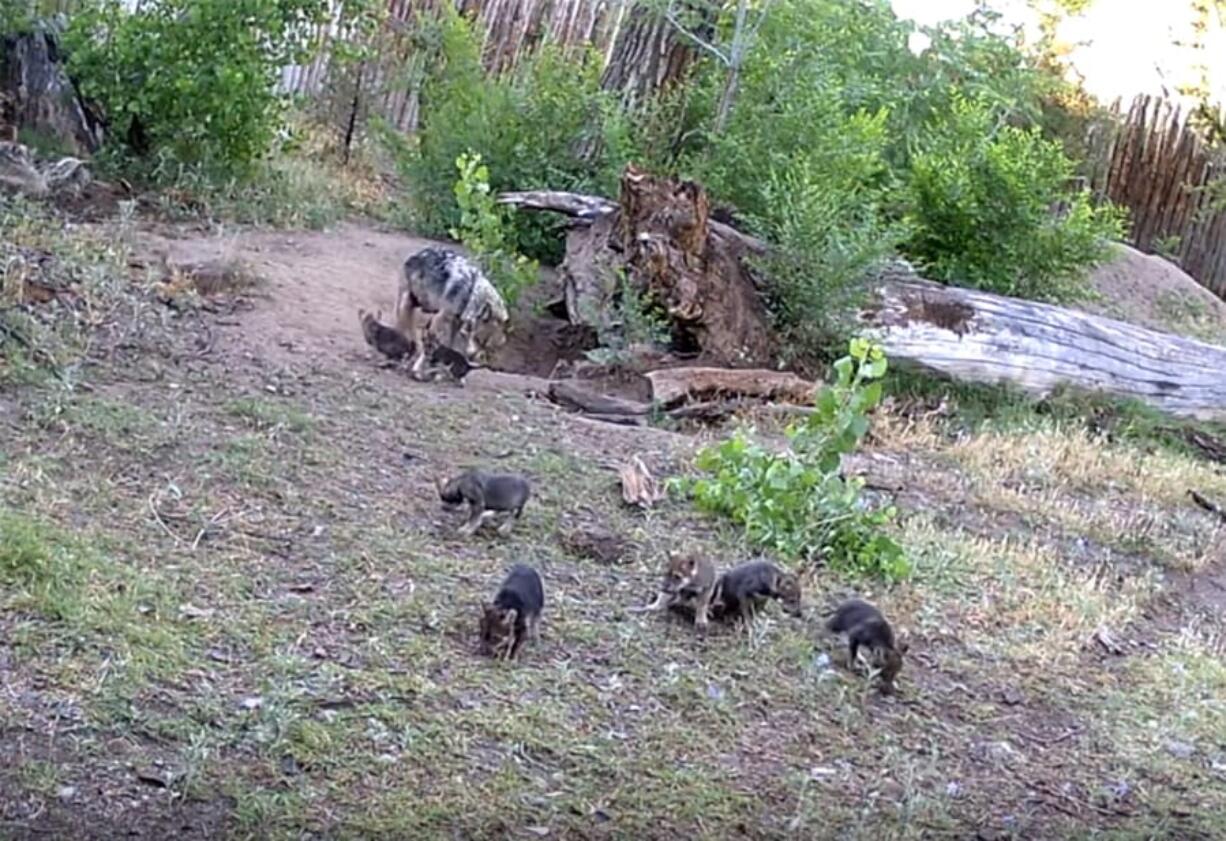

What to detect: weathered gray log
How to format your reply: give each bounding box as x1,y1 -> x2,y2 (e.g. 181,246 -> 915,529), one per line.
547,381 -> 649,416
860,279 -> 1226,420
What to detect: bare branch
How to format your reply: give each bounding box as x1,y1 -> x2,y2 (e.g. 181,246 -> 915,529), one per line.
663,0 -> 730,65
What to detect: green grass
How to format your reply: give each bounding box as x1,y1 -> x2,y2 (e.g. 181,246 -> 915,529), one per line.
3,215 -> 1226,838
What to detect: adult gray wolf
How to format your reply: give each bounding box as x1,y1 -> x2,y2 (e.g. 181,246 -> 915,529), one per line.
395,247 -> 509,374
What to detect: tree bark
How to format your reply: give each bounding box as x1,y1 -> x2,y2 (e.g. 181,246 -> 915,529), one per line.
644,366 -> 818,408
0,26 -> 103,156
499,174 -> 774,365
860,278 -> 1226,421
600,1 -> 704,108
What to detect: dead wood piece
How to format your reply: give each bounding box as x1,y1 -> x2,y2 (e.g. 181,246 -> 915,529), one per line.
498,173 -> 774,364
618,456 -> 665,509
645,366 -> 818,409
547,381 -> 649,416
861,279 -> 1226,421
1188,489 -> 1226,523
497,189 -> 618,220
560,524 -> 632,565
583,413 -> 646,427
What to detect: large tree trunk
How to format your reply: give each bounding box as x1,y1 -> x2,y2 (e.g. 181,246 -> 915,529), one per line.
600,1 -> 704,108
861,278 -> 1226,421
0,26 -> 103,156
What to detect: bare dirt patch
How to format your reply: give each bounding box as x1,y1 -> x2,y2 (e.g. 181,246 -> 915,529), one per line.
1084,243 -> 1226,342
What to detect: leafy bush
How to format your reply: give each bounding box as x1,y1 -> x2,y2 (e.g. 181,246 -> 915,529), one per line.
679,29 -> 900,359
386,7 -> 632,261
903,96 -> 1125,301
64,0 -> 327,176
678,338 -> 908,580
450,151 -> 539,307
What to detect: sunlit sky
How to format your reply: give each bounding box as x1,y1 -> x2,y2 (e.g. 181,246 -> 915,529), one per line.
891,0 -> 1226,108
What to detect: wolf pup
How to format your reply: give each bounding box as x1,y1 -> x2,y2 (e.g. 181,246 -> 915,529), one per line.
711,560 -> 802,626
824,598 -> 908,693
418,333 -> 485,385
629,553 -> 718,632
436,469 -> 531,536
358,308 -> 414,362
395,247 -> 509,377
480,563 -> 545,660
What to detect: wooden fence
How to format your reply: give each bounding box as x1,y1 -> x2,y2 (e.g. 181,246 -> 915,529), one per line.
280,0 -> 622,133
1085,94 -> 1226,299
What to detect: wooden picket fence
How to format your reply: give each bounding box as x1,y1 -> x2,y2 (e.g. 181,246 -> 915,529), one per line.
1085,95 -> 1226,299
280,0 -> 620,133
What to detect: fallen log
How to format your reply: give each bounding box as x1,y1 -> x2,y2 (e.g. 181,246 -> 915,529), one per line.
645,367 -> 818,409
547,381 -> 648,416
861,279 -> 1226,420
507,181 -> 1226,420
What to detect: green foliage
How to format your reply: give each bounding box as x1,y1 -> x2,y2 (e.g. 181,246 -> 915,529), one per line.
385,7 -> 633,261
678,9 -> 902,358
64,0 -> 328,176
679,339 -> 908,580
450,152 -> 539,307
903,96 -> 1126,301
0,508 -> 91,622
583,269 -> 672,366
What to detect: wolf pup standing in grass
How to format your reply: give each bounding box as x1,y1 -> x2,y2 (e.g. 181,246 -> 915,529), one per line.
480,564 -> 545,660
825,598 -> 909,693
436,469 -> 531,536
711,560 -> 803,626
630,553 -> 719,633
395,247 -> 508,377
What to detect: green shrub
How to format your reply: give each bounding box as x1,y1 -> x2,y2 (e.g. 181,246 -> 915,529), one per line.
387,7 -> 632,262
680,30 -> 900,359
64,0 -> 327,177
677,338 -> 908,580
450,151 -> 539,307
582,268 -> 672,366
903,96 -> 1125,301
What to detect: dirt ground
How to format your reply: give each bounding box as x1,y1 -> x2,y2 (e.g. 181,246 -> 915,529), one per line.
2,218 -> 1226,839
1084,242 -> 1226,343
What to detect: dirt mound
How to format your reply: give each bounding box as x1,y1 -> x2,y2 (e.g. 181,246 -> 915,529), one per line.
1084,243 -> 1226,343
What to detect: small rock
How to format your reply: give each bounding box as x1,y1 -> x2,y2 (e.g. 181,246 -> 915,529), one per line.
946,780 -> 963,797
1166,740 -> 1195,760
1000,686 -> 1025,706
705,683 -> 725,701
56,785 -> 77,802
972,740 -> 1020,767
135,767 -> 178,788
239,696 -> 263,711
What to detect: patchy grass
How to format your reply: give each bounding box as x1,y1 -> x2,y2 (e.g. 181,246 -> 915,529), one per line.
138,117 -> 393,231
3,219 -> 1226,838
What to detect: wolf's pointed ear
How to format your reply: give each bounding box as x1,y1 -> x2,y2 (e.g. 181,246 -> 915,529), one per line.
897,638 -> 910,654
434,476 -> 445,493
